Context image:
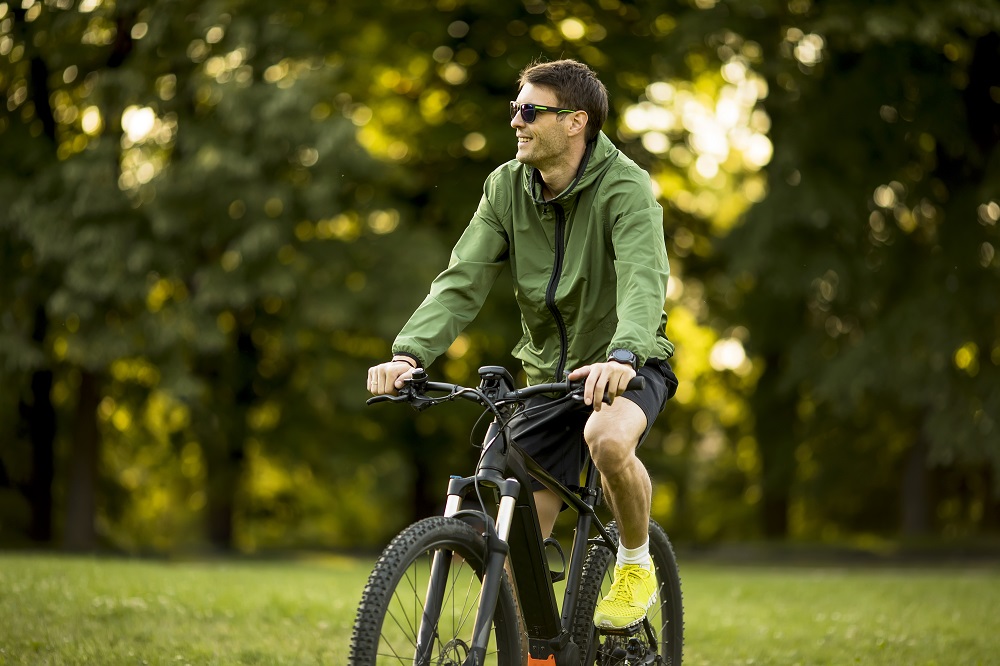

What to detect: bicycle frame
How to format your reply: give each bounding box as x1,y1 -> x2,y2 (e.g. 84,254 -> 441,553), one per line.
429,396 -> 620,664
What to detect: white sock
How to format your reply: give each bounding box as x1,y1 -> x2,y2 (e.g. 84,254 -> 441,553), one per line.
617,538 -> 651,570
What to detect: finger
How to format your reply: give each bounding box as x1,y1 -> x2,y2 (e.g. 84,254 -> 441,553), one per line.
591,366 -> 610,410
609,369 -> 629,400
584,365 -> 600,406
378,366 -> 395,395
394,366 -> 414,389
368,368 -> 376,395
568,365 -> 591,381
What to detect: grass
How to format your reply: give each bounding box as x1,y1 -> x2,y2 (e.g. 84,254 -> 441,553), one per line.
678,563 -> 999,666
0,553 -> 370,665
1,553 -> 998,665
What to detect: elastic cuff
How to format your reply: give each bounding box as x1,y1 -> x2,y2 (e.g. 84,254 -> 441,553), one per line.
391,351 -> 422,368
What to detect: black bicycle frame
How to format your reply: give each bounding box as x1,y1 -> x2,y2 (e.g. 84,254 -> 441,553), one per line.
432,406 -> 619,664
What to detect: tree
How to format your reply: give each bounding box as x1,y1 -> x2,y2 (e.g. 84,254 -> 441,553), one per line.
3,0 -> 998,553
706,0 -> 1000,537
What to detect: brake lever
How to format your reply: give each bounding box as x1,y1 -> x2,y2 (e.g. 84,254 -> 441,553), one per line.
366,368 -> 429,407
366,394 -> 409,406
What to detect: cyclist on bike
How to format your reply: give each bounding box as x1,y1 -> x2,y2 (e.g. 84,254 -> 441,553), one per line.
367,58 -> 678,631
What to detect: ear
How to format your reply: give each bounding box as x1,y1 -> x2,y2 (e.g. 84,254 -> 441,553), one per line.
564,110 -> 589,138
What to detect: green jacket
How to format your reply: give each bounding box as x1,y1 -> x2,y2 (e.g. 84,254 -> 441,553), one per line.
393,131 -> 674,385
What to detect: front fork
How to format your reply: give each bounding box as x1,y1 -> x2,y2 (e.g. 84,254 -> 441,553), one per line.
414,548 -> 453,663
414,472 -> 520,666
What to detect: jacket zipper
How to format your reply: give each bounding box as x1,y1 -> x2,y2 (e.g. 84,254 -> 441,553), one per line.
546,204 -> 569,380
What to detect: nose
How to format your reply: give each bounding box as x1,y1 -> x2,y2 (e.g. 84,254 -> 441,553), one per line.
510,109 -> 525,129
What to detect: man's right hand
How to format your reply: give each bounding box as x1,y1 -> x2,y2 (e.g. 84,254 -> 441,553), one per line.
367,358 -> 419,396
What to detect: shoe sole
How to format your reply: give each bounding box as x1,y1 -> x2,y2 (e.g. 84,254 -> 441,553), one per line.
594,590 -> 658,630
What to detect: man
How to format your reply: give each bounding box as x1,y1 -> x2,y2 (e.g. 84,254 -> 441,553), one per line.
367,59 -> 677,631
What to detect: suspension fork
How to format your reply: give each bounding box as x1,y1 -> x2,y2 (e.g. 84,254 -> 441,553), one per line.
464,477 -> 519,665
413,475 -> 518,666
463,418 -> 520,663
430,417 -> 523,666
414,549 -> 453,664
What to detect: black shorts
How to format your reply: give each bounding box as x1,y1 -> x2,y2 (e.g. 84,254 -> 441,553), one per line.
506,359 -> 678,493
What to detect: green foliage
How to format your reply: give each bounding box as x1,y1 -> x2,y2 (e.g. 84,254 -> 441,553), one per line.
2,0 -> 999,552
705,0 -> 1000,536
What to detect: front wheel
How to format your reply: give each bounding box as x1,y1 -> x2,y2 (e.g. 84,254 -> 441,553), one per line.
350,516 -> 524,665
572,520 -> 683,665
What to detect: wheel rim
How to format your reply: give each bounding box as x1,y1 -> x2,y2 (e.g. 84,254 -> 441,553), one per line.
375,550 -> 504,665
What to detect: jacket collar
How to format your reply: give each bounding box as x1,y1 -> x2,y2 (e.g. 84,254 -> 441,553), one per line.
523,131 -> 615,205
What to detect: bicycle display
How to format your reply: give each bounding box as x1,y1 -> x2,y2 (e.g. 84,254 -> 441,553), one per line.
350,365 -> 683,665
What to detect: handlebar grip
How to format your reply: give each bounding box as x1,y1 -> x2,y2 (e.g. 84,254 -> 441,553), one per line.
599,375 -> 646,405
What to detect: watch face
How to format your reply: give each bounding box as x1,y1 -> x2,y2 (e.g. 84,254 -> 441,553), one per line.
611,349 -> 636,367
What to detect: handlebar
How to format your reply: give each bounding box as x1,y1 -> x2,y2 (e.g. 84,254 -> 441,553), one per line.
506,375 -> 645,403
366,369 -> 644,410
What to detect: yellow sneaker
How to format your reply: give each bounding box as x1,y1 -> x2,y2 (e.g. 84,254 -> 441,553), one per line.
593,564 -> 658,630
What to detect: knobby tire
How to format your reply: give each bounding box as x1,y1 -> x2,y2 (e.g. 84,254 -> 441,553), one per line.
571,520 -> 684,666
350,516 -> 523,665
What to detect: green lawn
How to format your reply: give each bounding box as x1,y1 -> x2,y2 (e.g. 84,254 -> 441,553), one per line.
0,553 -> 997,665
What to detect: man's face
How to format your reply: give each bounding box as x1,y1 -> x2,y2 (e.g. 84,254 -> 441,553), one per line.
510,83 -> 571,170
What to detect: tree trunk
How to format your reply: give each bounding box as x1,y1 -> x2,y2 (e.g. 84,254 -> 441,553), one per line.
409,421 -> 441,524
21,306 -> 56,543
64,370 -> 101,551
204,438 -> 245,550
983,466 -> 1000,531
753,355 -> 797,538
26,367 -> 56,543
201,326 -> 257,551
900,433 -> 930,537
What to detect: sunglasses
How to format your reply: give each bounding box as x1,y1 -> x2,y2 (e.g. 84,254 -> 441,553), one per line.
509,101 -> 579,123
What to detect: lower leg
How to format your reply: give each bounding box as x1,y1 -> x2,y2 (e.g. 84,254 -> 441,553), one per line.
585,400 -> 659,628
592,455 -> 659,629
584,399 -> 652,550
601,455 -> 652,549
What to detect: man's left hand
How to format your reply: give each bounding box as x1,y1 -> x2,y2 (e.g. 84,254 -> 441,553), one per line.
568,362 -> 637,411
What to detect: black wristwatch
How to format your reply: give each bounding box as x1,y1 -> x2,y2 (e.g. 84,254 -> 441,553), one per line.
608,348 -> 638,370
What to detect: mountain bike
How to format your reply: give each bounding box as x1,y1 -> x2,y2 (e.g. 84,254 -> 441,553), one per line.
350,365 -> 683,665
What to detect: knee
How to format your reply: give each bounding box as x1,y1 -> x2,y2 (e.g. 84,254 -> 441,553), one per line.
584,421 -> 635,476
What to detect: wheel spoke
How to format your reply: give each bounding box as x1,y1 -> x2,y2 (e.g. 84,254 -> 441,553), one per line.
453,563 -> 481,639
573,521 -> 682,666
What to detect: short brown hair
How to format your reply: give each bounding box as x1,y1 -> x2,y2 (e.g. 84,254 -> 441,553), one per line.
518,59 -> 608,142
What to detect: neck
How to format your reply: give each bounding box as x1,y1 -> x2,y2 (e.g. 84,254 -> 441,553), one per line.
537,140 -> 588,200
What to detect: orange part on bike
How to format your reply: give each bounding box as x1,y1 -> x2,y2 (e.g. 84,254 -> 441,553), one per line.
528,657 -> 556,665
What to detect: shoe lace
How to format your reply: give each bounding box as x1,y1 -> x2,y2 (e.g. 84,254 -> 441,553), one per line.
607,566 -> 646,604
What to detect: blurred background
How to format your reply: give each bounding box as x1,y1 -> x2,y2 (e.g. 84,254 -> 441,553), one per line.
1,0 -> 998,556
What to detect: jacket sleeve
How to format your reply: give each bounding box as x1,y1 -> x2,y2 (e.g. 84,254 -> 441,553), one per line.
605,168 -> 670,366
392,190 -> 509,368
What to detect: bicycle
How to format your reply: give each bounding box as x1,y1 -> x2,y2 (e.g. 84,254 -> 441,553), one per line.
350,365 -> 683,665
